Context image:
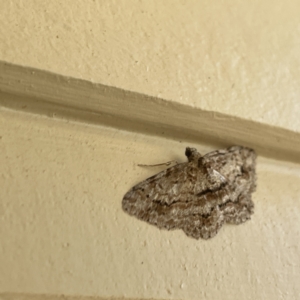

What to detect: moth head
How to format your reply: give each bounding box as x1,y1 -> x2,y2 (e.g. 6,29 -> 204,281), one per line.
185,147 -> 202,162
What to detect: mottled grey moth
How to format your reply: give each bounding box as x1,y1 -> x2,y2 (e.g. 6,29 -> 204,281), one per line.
122,146 -> 256,239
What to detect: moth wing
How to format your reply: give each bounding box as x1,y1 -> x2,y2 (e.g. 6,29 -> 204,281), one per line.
122,162 -> 202,211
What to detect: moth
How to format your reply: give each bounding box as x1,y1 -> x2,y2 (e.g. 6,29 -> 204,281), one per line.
122,146 -> 256,239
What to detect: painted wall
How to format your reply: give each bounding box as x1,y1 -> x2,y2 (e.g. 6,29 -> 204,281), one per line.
0,0 -> 300,131
1,1 -> 300,300
1,107 -> 300,300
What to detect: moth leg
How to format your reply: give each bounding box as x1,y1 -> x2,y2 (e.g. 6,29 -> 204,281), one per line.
138,160 -> 178,167
222,195 -> 254,225
183,207 -> 225,240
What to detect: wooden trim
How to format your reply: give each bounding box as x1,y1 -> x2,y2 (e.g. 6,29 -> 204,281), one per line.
1,61 -> 299,162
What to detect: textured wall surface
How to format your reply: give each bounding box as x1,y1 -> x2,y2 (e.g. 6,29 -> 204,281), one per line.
0,0 -> 300,131
1,107 -> 300,300
1,1 -> 300,300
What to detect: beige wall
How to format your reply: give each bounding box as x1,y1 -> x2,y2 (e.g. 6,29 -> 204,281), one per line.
1,107 -> 300,300
1,1 -> 300,300
1,0 -> 300,131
